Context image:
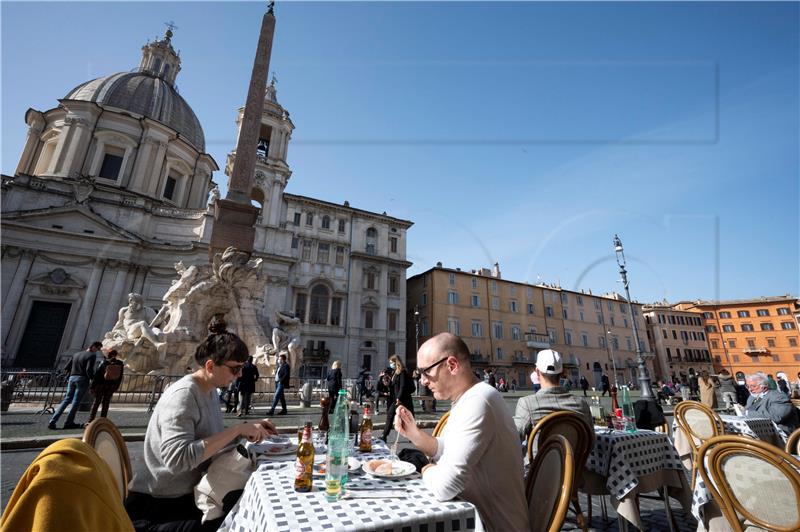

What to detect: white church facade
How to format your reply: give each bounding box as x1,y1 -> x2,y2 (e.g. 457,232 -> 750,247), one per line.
1,29 -> 412,379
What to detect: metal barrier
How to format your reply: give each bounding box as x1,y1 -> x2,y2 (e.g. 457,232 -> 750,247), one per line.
0,369 -> 354,414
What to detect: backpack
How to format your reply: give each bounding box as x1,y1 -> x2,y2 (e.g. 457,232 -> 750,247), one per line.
104,361 -> 122,381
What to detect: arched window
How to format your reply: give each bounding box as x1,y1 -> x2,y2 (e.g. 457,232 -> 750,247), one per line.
309,284 -> 330,325
321,215 -> 331,230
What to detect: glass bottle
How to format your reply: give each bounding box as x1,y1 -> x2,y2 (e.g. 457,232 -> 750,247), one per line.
294,422 -> 315,492
325,389 -> 349,501
358,405 -> 373,452
620,385 -> 637,433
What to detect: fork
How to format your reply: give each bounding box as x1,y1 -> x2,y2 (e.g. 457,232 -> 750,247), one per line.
390,430 -> 401,463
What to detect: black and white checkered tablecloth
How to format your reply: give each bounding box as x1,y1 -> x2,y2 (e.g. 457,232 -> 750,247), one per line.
222,445 -> 480,532
587,429 -> 684,501
719,414 -> 787,445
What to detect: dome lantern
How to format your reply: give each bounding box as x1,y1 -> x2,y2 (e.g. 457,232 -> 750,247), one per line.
138,24 -> 181,87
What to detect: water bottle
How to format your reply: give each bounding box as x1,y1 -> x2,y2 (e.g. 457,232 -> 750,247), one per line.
620,385 -> 637,433
325,389 -> 350,501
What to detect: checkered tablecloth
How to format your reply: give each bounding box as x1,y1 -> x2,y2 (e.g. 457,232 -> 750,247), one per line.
719,414 -> 787,445
587,428 -> 685,500
222,445 -> 480,532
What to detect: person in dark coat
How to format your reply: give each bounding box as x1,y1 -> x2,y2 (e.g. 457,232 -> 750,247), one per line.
601,374 -> 610,396
357,364 -> 371,404
376,373 -> 391,414
87,349 -> 124,423
579,376 -> 589,397
326,360 -> 343,413
268,354 -> 289,416
237,356 -> 260,416
381,355 -> 415,441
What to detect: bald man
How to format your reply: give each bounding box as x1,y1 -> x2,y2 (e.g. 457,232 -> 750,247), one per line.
395,333 -> 528,531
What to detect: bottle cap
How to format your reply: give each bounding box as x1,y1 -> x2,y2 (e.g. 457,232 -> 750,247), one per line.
614,408 -> 623,418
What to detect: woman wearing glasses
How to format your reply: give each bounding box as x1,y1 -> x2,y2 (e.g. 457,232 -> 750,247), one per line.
381,355 -> 415,441
125,317 -> 277,532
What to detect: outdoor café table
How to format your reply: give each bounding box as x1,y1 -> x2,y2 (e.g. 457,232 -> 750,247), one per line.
581,427 -> 692,530
673,414 -> 787,469
221,442 -> 482,532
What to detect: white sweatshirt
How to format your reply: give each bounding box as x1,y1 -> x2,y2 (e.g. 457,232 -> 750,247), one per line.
424,382 -> 529,531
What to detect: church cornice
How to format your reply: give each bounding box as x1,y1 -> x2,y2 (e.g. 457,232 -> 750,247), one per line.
349,251 -> 413,269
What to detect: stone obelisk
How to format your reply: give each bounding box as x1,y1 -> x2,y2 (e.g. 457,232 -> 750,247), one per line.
209,2 -> 276,257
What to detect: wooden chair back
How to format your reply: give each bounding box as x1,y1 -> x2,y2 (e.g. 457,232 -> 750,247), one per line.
526,434 -> 574,532
786,428 -> 800,455
527,410 -> 593,469
674,400 -> 723,488
83,418 -> 131,500
697,435 -> 800,532
432,411 -> 450,438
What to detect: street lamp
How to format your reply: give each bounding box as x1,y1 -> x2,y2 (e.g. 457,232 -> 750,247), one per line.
613,234 -> 654,400
413,306 -> 421,353
605,329 -> 620,388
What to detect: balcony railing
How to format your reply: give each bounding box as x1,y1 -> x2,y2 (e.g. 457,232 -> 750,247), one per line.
524,332 -> 551,349
303,347 -> 331,361
743,346 -> 769,356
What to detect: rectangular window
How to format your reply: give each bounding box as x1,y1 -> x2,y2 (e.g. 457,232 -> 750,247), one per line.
747,338 -> 756,348
565,331 -> 572,345
388,310 -> 398,331
662,329 -> 667,339
722,324 -> 734,332
623,318 -> 628,328
291,237 -> 299,249
471,322 -> 483,337
598,336 -> 606,348
301,241 -> 312,261
772,355 -> 780,362
364,310 -> 374,329
306,213 -> 313,226
511,326 -> 520,340
561,293 -> 568,304
547,328 -> 557,343
509,285 -> 516,297
491,297 -> 500,310
495,347 -> 503,360
767,338 -> 776,347
760,322 -> 774,331
99,147 -> 124,180
389,237 -> 398,253
317,243 -> 329,263
757,309 -> 769,317
678,316 -> 685,325
546,306 -> 553,317
335,246 -> 345,266
790,337 -> 798,347
365,271 -> 376,290
719,311 -> 731,318
447,317 -> 460,335
510,300 -> 518,312
562,309 -> 568,319
421,293 -> 427,306
707,325 -> 718,333
471,278 -> 478,289
388,275 -> 399,295
666,347 -> 672,361
293,212 -> 302,225
448,291 -> 458,305
579,311 -> 585,321
581,333 -> 589,347
729,339 -> 736,348
330,298 -> 342,326
781,321 -> 796,330
577,295 -> 583,306
338,219 -> 346,233
421,319 -> 429,336
627,338 -> 633,350
163,175 -> 177,200
527,303 -> 534,314
527,287 -> 533,299
471,294 -> 480,307
620,304 -> 627,314
795,354 -> 800,362
741,323 -> 754,332
493,322 -> 503,339
449,273 -> 455,285
737,310 -> 750,318
778,307 -> 790,315
597,314 -> 603,324
295,294 -> 306,323
703,312 -> 713,319
491,280 -> 497,294
732,355 -> 740,363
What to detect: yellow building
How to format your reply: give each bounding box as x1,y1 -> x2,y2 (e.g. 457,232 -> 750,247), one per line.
676,296 -> 800,380
406,264 -> 653,389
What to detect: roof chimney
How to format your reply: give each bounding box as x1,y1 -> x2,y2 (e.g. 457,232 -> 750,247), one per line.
491,262 -> 501,279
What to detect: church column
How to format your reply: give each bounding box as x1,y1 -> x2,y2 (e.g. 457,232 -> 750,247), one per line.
61,116 -> 94,177
67,259 -> 106,350
145,141 -> 169,197
16,116 -> 45,175
101,261 -> 130,333
266,178 -> 284,226
128,137 -> 158,192
1,250 -> 36,345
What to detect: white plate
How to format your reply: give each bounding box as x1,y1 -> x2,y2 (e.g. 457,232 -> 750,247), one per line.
311,456 -> 361,477
259,443 -> 299,456
362,459 -> 416,478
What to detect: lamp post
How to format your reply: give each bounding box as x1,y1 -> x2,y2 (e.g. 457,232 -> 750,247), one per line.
413,306 -> 421,353
605,329 -> 620,388
613,234 -> 654,400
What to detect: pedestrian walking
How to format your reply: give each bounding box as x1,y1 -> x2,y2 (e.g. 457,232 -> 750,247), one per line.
87,349 -> 124,423
357,364 -> 370,404
326,360 -> 343,413
268,354 -> 289,416
48,341 -> 102,429
381,355 -> 415,441
237,356 -> 260,416
580,375 -> 589,396
601,373 -> 610,396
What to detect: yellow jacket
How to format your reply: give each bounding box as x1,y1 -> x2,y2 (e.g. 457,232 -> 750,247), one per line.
1,438 -> 134,532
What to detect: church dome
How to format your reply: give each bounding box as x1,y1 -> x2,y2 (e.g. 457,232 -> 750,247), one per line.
64,72 -> 205,151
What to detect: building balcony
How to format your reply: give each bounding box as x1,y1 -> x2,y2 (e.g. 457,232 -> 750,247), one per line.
514,354 -> 535,364
303,347 -> 330,362
743,346 -> 770,356
524,332 -> 551,349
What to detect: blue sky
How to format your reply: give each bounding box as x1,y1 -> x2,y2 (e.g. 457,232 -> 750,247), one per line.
2,1 -> 798,303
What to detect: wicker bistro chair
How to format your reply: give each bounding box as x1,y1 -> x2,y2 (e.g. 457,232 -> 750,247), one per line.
786,428 -> 800,455
526,411 -> 594,531
526,434 -> 575,532
82,418 -> 132,500
674,400 -> 724,489
697,435 -> 800,532
432,411 -> 450,438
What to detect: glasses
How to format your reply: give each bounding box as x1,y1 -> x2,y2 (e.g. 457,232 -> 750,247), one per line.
222,363 -> 245,375
419,356 -> 449,379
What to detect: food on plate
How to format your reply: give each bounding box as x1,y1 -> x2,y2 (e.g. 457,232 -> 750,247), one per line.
367,459 -> 393,475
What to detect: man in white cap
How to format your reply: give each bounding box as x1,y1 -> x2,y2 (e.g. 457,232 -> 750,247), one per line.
513,349 -> 593,440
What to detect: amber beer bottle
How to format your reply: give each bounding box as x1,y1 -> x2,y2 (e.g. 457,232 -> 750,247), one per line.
294,422 -> 315,492
358,405 -> 373,452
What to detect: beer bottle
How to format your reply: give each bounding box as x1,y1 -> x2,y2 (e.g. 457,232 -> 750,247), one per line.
358,405 -> 373,452
294,421 -> 314,492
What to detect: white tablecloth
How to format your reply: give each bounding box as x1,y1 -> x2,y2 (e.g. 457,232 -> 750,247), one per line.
222,443 -> 481,532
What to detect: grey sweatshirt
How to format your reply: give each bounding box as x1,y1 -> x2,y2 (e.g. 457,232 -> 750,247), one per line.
129,375 -> 224,497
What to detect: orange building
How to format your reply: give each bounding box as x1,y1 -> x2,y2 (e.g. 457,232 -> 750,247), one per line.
676,296 -> 800,381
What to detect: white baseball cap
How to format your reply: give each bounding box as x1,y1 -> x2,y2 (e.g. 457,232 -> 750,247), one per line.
535,349 -> 563,375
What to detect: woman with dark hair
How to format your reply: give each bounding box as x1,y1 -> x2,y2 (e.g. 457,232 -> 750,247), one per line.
326,360 -> 343,413
125,317 -> 276,532
381,355 -> 415,441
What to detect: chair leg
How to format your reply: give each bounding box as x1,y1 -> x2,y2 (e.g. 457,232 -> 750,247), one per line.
571,494 -> 588,532
661,487 -> 679,532
600,494 -> 608,522
586,493 -> 592,525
